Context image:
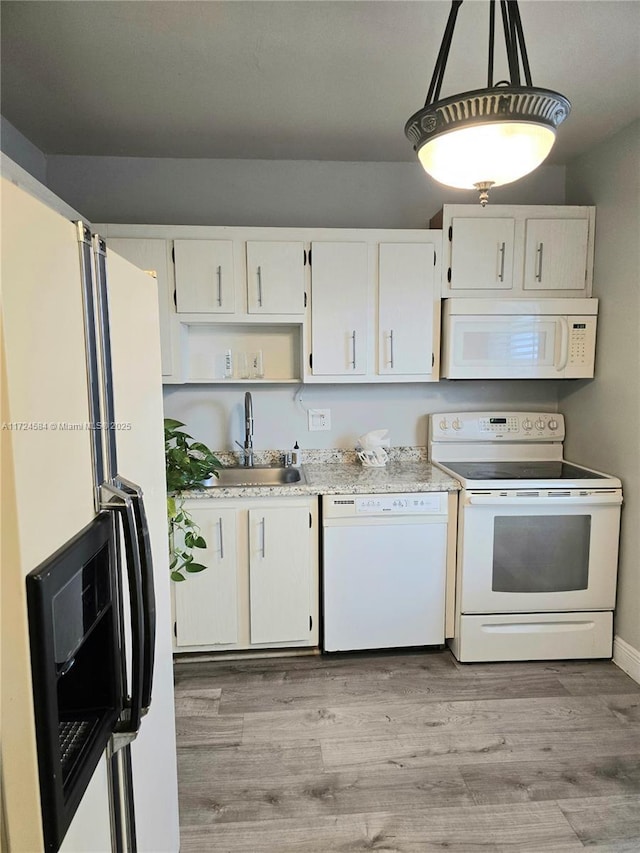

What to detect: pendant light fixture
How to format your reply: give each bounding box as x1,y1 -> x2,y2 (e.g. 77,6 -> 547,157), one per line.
405,0 -> 570,205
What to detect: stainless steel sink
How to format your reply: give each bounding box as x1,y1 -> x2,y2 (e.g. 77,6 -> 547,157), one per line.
203,465 -> 305,488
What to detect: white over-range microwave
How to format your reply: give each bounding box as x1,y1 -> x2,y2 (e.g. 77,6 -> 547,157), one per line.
441,298 -> 598,379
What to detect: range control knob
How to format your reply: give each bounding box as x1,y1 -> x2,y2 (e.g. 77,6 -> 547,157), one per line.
535,418 -> 546,430
439,418 -> 449,431
548,418 -> 559,431
523,418 -> 533,431
452,418 -> 462,431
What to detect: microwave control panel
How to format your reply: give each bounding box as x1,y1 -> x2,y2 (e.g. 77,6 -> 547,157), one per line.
567,316 -> 597,374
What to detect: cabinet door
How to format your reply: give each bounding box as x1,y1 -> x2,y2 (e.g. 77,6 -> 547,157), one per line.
106,238 -> 174,377
450,218 -> 515,290
246,241 -> 305,314
173,507 -> 238,646
248,507 -> 311,644
174,239 -> 235,313
523,219 -> 589,292
378,242 -> 435,376
310,242 -> 368,375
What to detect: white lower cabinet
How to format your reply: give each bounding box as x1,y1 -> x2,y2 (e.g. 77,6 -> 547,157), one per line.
173,507 -> 239,647
173,496 -> 319,652
248,506 -> 315,643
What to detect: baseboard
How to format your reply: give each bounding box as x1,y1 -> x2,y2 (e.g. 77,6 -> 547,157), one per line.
613,635 -> 640,684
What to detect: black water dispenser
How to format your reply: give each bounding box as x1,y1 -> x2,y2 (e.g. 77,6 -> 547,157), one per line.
27,513 -> 123,851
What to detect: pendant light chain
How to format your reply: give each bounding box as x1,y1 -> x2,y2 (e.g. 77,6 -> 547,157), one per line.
509,1 -> 533,86
424,0 -> 463,108
487,0 -> 496,88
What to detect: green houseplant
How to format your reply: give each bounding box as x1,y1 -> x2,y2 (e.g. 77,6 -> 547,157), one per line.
164,418 -> 222,582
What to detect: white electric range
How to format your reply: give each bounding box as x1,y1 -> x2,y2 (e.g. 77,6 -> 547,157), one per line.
429,412 -> 623,663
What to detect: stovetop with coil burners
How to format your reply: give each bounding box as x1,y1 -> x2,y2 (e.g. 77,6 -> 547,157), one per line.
429,411 -> 622,491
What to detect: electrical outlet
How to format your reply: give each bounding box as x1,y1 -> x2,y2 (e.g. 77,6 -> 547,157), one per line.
308,408 -> 331,431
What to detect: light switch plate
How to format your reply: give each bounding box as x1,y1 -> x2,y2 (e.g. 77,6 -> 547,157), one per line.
308,408 -> 331,431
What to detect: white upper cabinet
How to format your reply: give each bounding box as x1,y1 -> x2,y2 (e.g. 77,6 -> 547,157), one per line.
174,236 -> 305,317
378,242 -> 437,376
173,239 -> 235,313
309,241 -> 369,376
246,241 -> 305,314
307,230 -> 441,383
449,218 -> 515,291
523,218 -> 590,292
96,225 -> 442,385
103,237 -> 177,378
437,205 -> 595,299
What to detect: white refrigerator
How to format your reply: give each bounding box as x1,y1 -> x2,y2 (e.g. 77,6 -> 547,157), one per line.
1,174 -> 180,851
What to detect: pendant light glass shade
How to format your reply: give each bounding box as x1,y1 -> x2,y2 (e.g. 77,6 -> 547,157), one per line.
405,1 -> 570,204
417,120 -> 556,189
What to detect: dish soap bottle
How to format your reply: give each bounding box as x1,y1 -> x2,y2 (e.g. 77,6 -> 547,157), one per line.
291,441 -> 300,466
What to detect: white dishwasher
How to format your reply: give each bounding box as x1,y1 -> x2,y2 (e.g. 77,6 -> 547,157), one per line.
322,492 -> 448,652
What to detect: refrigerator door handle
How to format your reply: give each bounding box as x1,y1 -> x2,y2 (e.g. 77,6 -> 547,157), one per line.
101,483 -> 145,737
117,477 -> 156,715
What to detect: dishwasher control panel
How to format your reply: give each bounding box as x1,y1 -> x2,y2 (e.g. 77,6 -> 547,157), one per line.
323,492 -> 448,519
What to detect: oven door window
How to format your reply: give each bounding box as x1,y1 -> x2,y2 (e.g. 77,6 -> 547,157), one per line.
492,515 -> 591,593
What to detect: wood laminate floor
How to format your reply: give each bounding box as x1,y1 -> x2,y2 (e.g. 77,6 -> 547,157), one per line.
173,650 -> 640,852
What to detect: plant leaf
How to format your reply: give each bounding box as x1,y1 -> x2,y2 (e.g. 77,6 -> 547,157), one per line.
185,563 -> 207,573
170,571 -> 186,582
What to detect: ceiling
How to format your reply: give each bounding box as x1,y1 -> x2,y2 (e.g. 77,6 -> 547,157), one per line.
2,1 -> 639,165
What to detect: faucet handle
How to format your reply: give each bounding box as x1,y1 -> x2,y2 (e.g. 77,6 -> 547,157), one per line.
282,452 -> 293,467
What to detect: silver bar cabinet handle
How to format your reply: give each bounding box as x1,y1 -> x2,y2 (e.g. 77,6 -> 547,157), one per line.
216,265 -> 222,306
536,243 -> 544,282
261,517 -> 266,557
498,242 -> 506,282
351,330 -> 357,369
389,330 -> 395,368
218,517 -> 224,559
257,266 -> 263,307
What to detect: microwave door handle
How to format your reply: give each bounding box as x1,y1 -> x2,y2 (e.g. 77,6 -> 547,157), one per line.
118,477 -> 156,715
101,483 -> 145,736
555,317 -> 570,372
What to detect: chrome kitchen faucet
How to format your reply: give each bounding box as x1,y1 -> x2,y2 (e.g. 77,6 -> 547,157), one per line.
242,391 -> 254,467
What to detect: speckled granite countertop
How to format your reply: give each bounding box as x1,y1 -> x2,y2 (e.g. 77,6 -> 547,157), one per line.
301,460 -> 458,495
178,448 -> 460,499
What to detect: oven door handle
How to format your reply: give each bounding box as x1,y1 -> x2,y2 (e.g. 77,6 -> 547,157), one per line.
101,483 -> 145,736
464,492 -> 623,507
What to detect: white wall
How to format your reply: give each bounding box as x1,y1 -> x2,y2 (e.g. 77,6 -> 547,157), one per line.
45,155 -> 565,227
562,119 -> 640,656
163,380 -> 560,454
0,116 -> 47,185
